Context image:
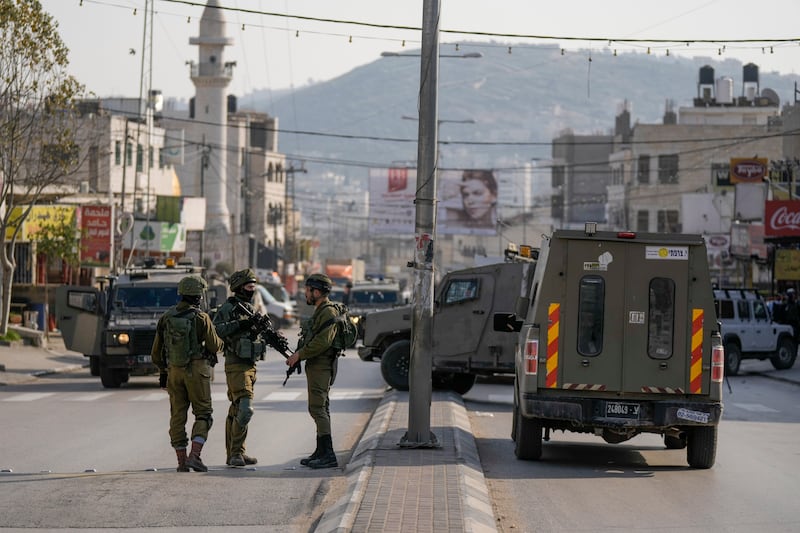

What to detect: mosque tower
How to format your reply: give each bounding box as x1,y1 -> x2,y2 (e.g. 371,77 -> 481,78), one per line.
189,0 -> 233,233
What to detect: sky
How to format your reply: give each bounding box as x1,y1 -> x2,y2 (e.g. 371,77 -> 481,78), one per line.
40,0 -> 800,103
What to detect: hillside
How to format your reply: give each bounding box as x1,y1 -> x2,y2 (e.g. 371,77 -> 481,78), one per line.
241,43 -> 800,183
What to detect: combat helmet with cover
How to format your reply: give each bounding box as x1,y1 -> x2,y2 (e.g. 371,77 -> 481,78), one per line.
178,275 -> 207,296
230,268 -> 258,291
305,273 -> 332,293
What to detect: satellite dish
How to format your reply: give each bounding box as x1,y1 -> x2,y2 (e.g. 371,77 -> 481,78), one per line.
761,88 -> 780,106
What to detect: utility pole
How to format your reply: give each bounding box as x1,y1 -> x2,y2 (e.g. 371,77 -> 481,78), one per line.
402,0 -> 440,448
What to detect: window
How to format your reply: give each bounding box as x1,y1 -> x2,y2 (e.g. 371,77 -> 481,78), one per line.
716,299 -> 734,319
136,144 -> 143,172
126,141 -> 133,166
657,210 -> 680,233
637,210 -> 649,232
148,145 -> 154,169
737,300 -> 750,320
648,278 -> 675,359
637,155 -> 650,184
658,154 -> 679,184
89,146 -> 99,191
753,300 -> 768,320
443,278 -> 480,305
115,141 -> 121,165
577,276 -> 604,356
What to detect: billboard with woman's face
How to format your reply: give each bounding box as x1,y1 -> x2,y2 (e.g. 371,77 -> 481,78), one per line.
438,169 -> 498,235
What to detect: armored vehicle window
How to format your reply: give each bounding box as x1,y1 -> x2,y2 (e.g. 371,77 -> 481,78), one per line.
443,279 -> 479,305
68,291 -> 96,312
114,287 -> 179,308
737,300 -> 750,320
577,276 -> 604,356
648,278 -> 675,359
352,290 -> 398,305
716,299 -> 734,319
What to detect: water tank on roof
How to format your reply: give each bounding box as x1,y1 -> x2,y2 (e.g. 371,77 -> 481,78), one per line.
716,76 -> 733,104
743,63 -> 759,101
698,65 -> 715,101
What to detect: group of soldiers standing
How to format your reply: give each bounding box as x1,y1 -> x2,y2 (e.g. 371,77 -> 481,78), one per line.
150,269 -> 341,472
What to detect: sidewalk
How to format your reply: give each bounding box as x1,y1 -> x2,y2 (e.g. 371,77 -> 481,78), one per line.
0,329 -> 86,386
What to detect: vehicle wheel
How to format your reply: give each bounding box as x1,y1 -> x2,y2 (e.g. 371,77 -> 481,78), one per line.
770,337 -> 797,370
664,433 -> 687,449
687,425 -> 717,469
432,371 -> 451,390
100,365 -> 123,388
513,401 -> 543,460
380,340 -> 410,391
449,373 -> 477,395
724,342 -> 741,376
89,356 -> 100,377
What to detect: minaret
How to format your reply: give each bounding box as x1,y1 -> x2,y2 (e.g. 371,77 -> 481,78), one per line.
189,0 -> 233,233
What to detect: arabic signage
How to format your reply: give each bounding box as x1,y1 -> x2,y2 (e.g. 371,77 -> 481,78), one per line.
4,205 -> 79,242
80,205 -> 113,267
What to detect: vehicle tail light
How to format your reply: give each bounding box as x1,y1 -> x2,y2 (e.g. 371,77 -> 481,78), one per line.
525,339 -> 539,375
711,344 -> 724,383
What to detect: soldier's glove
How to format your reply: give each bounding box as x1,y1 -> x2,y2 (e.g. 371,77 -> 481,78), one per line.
159,371 -> 168,389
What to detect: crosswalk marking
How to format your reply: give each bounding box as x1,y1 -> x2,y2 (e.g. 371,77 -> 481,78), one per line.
2,393 -> 56,402
69,393 -> 114,402
330,391 -> 362,400
130,393 -> 168,402
262,391 -> 302,402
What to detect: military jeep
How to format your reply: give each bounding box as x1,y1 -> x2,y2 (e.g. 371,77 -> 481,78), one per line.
512,226 -> 724,469
359,245 -> 537,394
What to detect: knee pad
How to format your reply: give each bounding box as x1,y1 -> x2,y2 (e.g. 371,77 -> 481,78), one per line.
236,397 -> 254,426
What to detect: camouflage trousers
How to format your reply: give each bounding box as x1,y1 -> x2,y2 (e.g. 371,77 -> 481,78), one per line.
167,359 -> 213,449
305,356 -> 334,436
225,364 -> 257,457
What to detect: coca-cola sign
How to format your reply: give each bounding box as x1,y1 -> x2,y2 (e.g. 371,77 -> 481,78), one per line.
730,157 -> 767,183
765,200 -> 800,237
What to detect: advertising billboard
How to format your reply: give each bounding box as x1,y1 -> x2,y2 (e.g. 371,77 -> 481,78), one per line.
80,205 -> 113,267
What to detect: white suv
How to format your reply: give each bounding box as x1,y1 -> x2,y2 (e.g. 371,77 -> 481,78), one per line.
714,288 -> 797,375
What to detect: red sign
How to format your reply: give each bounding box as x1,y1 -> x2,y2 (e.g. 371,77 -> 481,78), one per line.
387,167 -> 408,193
80,205 -> 113,267
765,200 -> 800,237
730,157 -> 767,183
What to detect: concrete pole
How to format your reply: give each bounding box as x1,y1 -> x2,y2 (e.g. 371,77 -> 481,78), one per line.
401,0 -> 440,447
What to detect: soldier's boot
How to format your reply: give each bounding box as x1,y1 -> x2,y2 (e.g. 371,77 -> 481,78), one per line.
175,448 -> 189,472
186,440 -> 208,472
300,435 -> 324,466
227,452 -> 258,467
307,434 -> 338,469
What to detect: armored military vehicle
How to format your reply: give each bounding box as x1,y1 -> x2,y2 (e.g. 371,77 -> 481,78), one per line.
511,225 -> 723,469
55,261 -> 224,388
358,245 -> 537,394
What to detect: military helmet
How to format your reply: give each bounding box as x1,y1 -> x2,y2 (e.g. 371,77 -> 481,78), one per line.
229,268 -> 258,291
178,275 -> 207,296
305,273 -> 332,292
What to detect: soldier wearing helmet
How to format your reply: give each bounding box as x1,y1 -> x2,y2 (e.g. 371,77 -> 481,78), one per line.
285,273 -> 340,469
212,268 -> 266,467
151,275 -> 223,472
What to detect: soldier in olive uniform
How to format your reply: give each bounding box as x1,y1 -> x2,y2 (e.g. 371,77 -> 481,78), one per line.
151,275 -> 223,472
285,273 -> 340,469
213,269 -> 265,467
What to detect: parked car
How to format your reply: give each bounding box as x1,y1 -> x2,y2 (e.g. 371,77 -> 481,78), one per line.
714,287 -> 797,375
254,284 -> 297,329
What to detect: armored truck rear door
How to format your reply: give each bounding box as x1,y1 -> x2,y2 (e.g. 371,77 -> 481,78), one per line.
55,286 -> 103,356
561,240 -> 689,393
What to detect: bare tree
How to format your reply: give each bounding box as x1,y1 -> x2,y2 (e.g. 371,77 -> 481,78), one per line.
0,0 -> 85,335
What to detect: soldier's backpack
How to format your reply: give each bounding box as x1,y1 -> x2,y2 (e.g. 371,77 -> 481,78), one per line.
163,308 -> 200,367
320,301 -> 359,353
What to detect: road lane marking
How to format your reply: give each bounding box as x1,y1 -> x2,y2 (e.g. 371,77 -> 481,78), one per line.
330,391 -> 363,400
1,393 -> 56,402
731,402 -> 779,413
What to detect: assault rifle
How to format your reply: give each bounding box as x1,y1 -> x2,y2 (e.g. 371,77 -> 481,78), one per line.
235,301 -> 300,386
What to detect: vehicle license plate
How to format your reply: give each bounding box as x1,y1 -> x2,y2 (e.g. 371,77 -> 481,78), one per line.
605,401 -> 640,418
138,355 -> 152,363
